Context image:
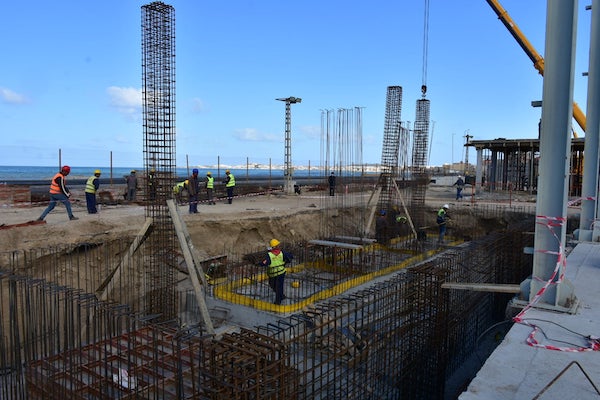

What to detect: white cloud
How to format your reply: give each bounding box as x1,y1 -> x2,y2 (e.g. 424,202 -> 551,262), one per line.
300,125 -> 320,139
233,128 -> 280,142
0,87 -> 29,104
190,97 -> 207,113
107,86 -> 142,119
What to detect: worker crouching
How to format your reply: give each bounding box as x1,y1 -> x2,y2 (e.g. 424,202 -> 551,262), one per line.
260,239 -> 293,305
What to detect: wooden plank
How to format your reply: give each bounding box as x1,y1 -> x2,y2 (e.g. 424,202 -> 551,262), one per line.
167,199 -> 215,335
441,282 -> 521,293
308,239 -> 363,250
96,218 -> 153,300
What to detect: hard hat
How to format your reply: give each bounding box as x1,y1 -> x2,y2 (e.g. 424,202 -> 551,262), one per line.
207,171 -> 212,175
192,168 -> 198,174
380,210 -> 386,216
150,168 -> 156,173
61,165 -> 71,173
131,170 -> 136,173
225,169 -> 231,173
269,239 -> 280,248
94,169 -> 101,175
185,179 -> 189,185
443,204 -> 449,209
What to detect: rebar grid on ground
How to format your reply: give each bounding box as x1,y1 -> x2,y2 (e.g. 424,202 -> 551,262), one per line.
0,220 -> 534,399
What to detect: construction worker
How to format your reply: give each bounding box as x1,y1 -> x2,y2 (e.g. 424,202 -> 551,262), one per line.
223,169 -> 235,204
173,180 -> 188,205
206,171 -> 216,205
453,176 -> 465,201
188,169 -> 200,213
260,239 -> 293,305
375,209 -> 389,245
125,170 -> 138,202
437,204 -> 450,244
147,168 -> 157,201
328,172 -> 336,196
38,165 -> 78,221
84,169 -> 101,214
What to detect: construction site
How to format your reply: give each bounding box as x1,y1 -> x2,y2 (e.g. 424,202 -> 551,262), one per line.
1,1 -> 599,399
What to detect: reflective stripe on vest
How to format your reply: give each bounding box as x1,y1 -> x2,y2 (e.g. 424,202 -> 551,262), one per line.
226,173 -> 235,187
49,172 -> 64,194
267,251 -> 286,277
207,176 -> 214,189
85,176 -> 97,194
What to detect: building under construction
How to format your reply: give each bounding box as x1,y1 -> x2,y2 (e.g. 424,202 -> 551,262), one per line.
0,1 -> 587,399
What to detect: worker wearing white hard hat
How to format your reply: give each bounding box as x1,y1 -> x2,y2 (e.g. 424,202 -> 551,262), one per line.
437,205 -> 450,244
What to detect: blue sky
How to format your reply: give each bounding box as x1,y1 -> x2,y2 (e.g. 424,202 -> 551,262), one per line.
0,1 -> 592,168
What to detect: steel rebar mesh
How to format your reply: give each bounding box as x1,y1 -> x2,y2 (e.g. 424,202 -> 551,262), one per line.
141,1 -> 177,321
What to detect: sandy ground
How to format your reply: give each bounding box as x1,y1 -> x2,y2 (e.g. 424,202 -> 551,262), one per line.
0,184 -> 542,256
0,189 -> 352,255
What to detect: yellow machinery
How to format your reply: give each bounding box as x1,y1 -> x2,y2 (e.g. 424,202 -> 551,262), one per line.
486,0 -> 585,137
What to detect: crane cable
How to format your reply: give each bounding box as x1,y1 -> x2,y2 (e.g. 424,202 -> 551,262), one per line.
421,0 -> 430,97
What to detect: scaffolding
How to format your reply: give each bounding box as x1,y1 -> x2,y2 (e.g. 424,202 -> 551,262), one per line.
141,1 -> 177,321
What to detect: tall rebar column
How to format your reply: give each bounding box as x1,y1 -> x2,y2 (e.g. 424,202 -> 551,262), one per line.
141,1 -> 177,320
378,86 -> 403,212
411,98 -> 430,227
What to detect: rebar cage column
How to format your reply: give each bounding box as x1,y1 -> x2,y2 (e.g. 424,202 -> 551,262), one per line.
141,1 -> 177,320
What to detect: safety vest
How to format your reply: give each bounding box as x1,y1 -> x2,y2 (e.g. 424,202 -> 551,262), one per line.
85,176 -> 98,194
173,181 -> 186,194
266,251 -> 286,278
226,173 -> 235,187
49,173 -> 64,194
206,176 -> 214,189
437,208 -> 447,225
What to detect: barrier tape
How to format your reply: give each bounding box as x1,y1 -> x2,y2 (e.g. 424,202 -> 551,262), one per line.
567,196 -> 596,207
513,215 -> 599,352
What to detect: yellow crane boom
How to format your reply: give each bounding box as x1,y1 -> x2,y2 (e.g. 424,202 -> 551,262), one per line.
486,0 -> 585,137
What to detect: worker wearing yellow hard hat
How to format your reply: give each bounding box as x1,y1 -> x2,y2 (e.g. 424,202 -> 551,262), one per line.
223,169 -> 235,204
206,171 -> 216,205
85,169 -> 102,214
259,239 -> 294,305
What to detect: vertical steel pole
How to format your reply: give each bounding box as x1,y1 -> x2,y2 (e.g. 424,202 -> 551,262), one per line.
529,0 -> 578,310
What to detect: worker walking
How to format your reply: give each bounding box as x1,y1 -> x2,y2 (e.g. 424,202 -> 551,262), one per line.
223,169 -> 235,204
125,170 -> 138,202
188,168 -> 200,213
85,169 -> 101,214
453,176 -> 465,201
206,171 -> 216,205
260,239 -> 293,305
328,172 -> 336,196
437,204 -> 450,244
38,165 -> 78,221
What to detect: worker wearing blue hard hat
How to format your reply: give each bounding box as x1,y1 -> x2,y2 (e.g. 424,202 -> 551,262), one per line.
188,168 -> 200,214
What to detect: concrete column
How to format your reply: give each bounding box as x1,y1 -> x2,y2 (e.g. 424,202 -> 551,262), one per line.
529,0 -> 578,311
489,150 -> 497,191
475,148 -> 483,194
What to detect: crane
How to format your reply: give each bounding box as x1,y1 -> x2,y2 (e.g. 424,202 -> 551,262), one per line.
486,0 -> 585,137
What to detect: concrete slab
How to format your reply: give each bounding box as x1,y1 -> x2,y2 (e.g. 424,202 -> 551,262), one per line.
459,242 -> 600,399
